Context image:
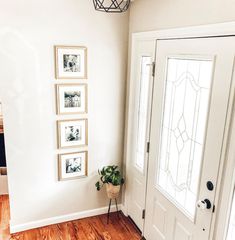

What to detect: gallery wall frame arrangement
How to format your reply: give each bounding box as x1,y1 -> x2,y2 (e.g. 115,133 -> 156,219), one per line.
57,119 -> 88,149
54,45 -> 89,181
54,45 -> 87,79
55,84 -> 88,115
58,151 -> 88,181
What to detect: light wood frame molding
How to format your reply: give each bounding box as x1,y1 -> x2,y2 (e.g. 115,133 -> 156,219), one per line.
58,151 -> 88,181
54,45 -> 88,79
57,119 -> 88,149
55,83 -> 88,115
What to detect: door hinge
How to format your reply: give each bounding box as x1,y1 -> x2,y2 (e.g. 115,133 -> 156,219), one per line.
212,205 -> 215,213
142,209 -> 146,219
152,61 -> 156,77
147,142 -> 150,153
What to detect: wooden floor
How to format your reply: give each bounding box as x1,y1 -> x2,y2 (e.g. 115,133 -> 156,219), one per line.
0,195 -> 141,240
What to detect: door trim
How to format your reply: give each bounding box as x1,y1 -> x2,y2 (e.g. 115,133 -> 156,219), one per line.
124,21 -> 235,240
132,21 -> 235,41
213,66 -> 235,240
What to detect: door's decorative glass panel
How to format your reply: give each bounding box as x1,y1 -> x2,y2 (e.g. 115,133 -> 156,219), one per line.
136,56 -> 152,171
157,57 -> 213,218
227,189 -> 235,240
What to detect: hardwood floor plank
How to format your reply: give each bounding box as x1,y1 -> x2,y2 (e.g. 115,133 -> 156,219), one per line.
0,195 -> 141,240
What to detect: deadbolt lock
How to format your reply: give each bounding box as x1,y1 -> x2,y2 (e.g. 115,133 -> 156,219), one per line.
206,181 -> 214,191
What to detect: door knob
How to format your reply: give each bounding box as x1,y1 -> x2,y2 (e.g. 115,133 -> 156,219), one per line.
197,199 -> 212,210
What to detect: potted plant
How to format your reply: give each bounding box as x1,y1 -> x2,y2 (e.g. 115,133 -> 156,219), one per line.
95,165 -> 125,199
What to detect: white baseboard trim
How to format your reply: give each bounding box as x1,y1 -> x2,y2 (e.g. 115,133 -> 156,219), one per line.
10,204 -> 122,234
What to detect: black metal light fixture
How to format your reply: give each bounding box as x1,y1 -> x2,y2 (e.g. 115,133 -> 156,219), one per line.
93,0 -> 131,13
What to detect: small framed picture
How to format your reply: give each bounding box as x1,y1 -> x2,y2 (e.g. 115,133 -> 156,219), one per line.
57,119 -> 88,149
54,46 -> 87,79
56,84 -> 88,115
58,151 -> 88,181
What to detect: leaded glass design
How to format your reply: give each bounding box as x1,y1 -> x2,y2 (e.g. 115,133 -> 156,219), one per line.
136,56 -> 152,172
157,57 -> 213,218
227,189 -> 235,240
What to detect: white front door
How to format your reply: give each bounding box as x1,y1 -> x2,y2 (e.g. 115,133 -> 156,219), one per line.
144,37 -> 235,240
126,39 -> 155,231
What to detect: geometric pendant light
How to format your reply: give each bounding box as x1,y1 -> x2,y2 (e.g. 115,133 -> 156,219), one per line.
93,0 -> 131,13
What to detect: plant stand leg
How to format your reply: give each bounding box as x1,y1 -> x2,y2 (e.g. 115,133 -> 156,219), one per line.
107,199 -> 112,224
115,198 -> 120,219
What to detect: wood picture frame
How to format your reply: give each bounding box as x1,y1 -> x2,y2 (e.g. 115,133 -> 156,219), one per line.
55,84 -> 88,115
58,151 -> 88,181
54,45 -> 87,79
57,119 -> 88,149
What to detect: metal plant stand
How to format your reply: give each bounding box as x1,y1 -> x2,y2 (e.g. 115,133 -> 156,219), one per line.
107,198 -> 119,224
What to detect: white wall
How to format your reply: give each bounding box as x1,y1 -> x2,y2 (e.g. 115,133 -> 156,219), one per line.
0,0 -> 129,231
130,0 -> 235,32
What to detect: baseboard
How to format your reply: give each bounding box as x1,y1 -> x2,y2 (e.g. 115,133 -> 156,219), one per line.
120,204 -> 128,216
10,204 -> 122,234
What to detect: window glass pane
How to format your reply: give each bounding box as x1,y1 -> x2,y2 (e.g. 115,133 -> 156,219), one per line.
157,57 -> 213,218
136,56 -> 152,171
227,189 -> 235,240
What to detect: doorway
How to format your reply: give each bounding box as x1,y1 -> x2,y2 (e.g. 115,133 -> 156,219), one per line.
125,31 -> 235,240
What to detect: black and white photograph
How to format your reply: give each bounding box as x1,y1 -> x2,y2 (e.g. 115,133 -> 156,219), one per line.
56,84 -> 87,115
65,125 -> 81,142
55,46 -> 87,79
66,157 -> 82,173
57,119 -> 88,149
58,151 -> 88,180
63,54 -> 81,72
64,91 -> 81,108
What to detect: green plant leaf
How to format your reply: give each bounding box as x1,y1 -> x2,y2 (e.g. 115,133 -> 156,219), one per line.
96,165 -> 125,190
95,181 -> 101,191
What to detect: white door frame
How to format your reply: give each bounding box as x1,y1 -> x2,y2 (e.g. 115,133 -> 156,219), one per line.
124,21 -> 235,240
213,78 -> 235,240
